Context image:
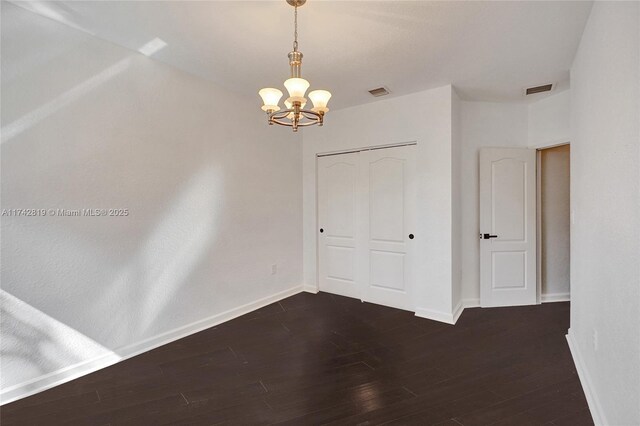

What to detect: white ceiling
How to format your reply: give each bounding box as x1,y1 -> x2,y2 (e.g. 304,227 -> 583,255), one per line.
13,1 -> 593,110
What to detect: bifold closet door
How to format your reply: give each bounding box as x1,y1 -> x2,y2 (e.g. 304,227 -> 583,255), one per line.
317,152 -> 360,298
317,145 -> 416,311
359,146 -> 416,311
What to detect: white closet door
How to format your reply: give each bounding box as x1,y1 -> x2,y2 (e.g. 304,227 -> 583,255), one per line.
359,146 -> 416,311
317,153 -> 361,298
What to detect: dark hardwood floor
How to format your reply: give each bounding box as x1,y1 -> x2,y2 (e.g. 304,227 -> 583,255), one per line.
2,292 -> 592,425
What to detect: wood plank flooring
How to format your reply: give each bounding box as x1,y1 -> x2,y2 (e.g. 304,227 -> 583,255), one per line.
1,292 -> 592,425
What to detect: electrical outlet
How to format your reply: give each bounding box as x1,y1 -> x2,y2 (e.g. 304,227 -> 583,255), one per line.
271,264 -> 277,275
593,329 -> 598,352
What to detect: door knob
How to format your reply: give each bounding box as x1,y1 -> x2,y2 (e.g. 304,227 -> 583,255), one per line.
319,228 -> 324,233
408,234 -> 414,239
482,233 -> 498,239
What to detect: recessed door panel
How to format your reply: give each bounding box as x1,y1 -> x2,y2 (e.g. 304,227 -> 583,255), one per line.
369,250 -> 405,291
492,251 -> 526,289
327,246 -> 355,282
492,159 -> 526,242
480,148 -> 536,307
326,163 -> 356,238
370,158 -> 405,243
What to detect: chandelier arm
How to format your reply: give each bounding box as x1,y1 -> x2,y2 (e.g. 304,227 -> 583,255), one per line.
300,109 -> 324,126
300,110 -> 320,119
269,108 -> 322,127
269,108 -> 294,120
269,108 -> 321,120
271,118 -> 320,128
270,118 -> 296,127
296,119 -> 322,127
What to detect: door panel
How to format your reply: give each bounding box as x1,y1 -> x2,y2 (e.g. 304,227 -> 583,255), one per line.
369,158 -> 405,242
318,153 -> 360,298
360,146 -> 416,311
369,250 -> 405,291
492,159 -> 526,241
480,148 -> 536,307
326,246 -> 355,281
492,251 -> 526,288
326,162 -> 356,238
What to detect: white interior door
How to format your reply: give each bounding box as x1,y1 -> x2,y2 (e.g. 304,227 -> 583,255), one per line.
317,152 -> 360,298
317,145 -> 416,311
359,146 -> 416,311
480,147 -> 537,307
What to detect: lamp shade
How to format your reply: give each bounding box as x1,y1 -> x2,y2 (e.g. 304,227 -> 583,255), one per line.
284,78 -> 310,98
308,90 -> 331,112
259,88 -> 283,111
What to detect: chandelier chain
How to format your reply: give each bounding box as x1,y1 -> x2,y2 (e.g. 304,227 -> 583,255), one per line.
293,4 -> 298,51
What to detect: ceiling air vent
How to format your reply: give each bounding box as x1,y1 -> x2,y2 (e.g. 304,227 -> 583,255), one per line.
368,87 -> 390,97
525,83 -> 553,95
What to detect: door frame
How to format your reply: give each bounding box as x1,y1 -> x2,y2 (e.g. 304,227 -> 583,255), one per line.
532,141 -> 571,304
314,141 -> 417,298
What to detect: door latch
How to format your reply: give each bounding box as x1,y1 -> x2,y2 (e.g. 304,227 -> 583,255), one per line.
480,233 -> 498,239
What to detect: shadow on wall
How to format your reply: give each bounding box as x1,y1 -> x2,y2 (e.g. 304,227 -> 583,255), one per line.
90,166 -> 223,340
0,290 -> 118,392
0,3 -> 226,393
1,57 -> 133,144
1,157 -> 224,395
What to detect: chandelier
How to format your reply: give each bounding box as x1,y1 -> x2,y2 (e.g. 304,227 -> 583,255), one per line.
258,0 -> 331,132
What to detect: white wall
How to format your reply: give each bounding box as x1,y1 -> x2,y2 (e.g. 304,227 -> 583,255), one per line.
528,89 -> 570,147
302,86 -> 458,321
459,101 -> 529,302
451,90 -> 462,312
540,145 -> 570,299
568,2 -> 640,425
1,3 -> 302,402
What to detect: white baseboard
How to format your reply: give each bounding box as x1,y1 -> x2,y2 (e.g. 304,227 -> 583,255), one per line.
415,306 -> 456,324
415,298 -> 479,325
303,284 -> 319,294
415,303 -> 461,325
451,300 -> 464,324
0,285 -> 304,405
462,298 -> 480,308
542,292 -> 571,303
0,351 -> 122,406
566,329 -> 606,425
455,295 -> 569,307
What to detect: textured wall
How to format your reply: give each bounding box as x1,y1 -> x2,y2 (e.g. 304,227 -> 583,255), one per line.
1,3 -> 302,398
451,90 -> 462,311
528,90 -> 570,147
569,2 -> 640,424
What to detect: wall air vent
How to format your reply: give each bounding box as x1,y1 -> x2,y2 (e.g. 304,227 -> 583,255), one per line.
525,83 -> 553,95
368,87 -> 390,97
